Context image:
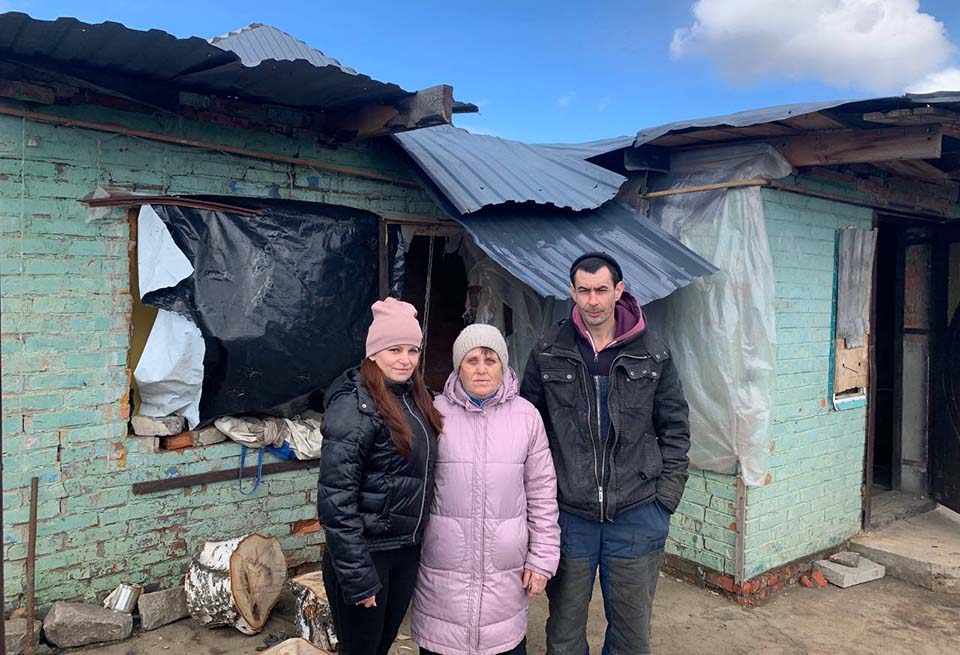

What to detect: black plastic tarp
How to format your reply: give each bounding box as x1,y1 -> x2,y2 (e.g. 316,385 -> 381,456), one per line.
145,199 -> 403,423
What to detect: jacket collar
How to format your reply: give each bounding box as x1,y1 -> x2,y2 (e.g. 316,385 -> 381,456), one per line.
570,290 -> 647,354
442,366 -> 519,412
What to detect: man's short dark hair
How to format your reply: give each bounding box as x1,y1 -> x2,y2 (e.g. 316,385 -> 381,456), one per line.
569,253 -> 623,286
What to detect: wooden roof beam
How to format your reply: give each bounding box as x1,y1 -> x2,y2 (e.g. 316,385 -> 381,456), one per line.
772,125 -> 942,167
863,106 -> 960,126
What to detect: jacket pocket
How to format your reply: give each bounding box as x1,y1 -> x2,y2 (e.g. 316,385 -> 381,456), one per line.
540,365 -> 579,408
638,433 -> 663,481
619,360 -> 661,411
420,515 -> 466,571
491,516 -> 528,571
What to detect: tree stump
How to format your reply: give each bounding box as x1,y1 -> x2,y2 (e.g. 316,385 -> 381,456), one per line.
289,571 -> 338,650
185,533 -> 286,634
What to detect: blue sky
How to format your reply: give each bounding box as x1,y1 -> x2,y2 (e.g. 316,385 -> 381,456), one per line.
6,1 -> 960,143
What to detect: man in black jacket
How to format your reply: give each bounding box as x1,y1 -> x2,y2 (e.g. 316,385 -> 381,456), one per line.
520,252 -> 690,655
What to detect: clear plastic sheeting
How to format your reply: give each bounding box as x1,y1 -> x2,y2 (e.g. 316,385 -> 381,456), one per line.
135,309 -> 205,428
645,143 -> 787,485
459,240 -> 569,378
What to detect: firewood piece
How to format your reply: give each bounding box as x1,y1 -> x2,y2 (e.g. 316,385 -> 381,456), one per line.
185,534 -> 286,634
288,571 -> 338,650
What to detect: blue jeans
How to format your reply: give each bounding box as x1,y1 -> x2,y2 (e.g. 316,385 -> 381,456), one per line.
545,500 -> 671,655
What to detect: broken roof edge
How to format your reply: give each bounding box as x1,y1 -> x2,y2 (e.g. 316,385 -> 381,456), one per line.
0,12 -> 475,114
629,91 -> 960,148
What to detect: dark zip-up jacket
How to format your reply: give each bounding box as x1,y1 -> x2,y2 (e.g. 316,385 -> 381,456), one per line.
520,300 -> 690,522
317,367 -> 437,603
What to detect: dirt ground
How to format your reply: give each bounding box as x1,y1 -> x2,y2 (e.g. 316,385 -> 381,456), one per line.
77,574 -> 959,655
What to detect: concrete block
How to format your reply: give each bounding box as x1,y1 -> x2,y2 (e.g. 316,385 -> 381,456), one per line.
131,414 -> 186,436
814,556 -> 885,588
5,619 -> 42,655
42,602 -> 133,648
138,586 -> 189,631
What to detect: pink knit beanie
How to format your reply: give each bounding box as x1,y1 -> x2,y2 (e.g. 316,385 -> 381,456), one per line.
365,298 -> 423,357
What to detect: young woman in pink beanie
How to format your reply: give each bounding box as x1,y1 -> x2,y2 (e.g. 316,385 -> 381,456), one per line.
317,298 -> 444,655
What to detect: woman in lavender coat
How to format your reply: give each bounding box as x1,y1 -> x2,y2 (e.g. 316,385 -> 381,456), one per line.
411,324 -> 560,655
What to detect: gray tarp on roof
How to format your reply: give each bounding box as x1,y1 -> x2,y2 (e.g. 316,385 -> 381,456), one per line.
394,125 -> 627,214
456,200 -> 718,302
0,13 -> 411,110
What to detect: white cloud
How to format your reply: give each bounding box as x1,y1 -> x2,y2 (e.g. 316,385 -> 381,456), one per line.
557,92 -> 576,107
671,0 -> 954,93
595,96 -> 613,112
907,67 -> 960,93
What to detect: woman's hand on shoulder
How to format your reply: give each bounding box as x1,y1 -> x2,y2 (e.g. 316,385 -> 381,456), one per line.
522,569 -> 547,598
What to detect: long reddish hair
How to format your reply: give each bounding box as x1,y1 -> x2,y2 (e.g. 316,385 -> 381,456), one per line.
360,358 -> 443,458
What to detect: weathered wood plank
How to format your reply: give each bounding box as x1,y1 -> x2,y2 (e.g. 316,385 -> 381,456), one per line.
863,106 -> 960,125
773,125 -> 942,167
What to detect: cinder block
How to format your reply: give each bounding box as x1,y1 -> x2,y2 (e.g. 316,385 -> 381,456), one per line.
131,414 -> 186,436
814,556 -> 884,588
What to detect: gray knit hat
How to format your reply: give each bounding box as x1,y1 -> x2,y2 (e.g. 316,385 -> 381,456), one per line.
452,324 -> 509,371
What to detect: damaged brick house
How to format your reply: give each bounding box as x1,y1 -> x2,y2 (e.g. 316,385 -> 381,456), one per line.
0,12 -> 715,613
3,9 -> 960,617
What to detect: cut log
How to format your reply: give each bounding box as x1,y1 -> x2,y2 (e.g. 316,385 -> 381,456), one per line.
185,533 -> 286,634
261,637 -> 330,655
289,572 -> 338,650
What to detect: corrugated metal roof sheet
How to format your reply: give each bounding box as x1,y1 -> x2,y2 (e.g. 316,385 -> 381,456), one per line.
457,200 -> 718,302
534,135 -> 636,160
394,125 -> 627,214
210,24 -> 357,73
0,12 -> 410,110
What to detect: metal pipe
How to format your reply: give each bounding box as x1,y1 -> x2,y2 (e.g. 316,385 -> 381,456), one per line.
25,477 -> 38,655
0,105 -> 420,188
767,180 -> 950,222
419,232 -> 437,375
132,459 -> 317,495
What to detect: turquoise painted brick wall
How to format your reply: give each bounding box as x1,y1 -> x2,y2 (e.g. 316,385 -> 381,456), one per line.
741,187 -> 871,579
0,100 -> 439,608
665,468 -> 738,576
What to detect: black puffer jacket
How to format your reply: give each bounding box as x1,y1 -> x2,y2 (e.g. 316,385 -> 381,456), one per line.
317,367 -> 437,603
521,319 -> 690,522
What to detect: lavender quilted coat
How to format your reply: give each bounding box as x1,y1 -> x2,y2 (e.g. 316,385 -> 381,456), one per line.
411,367 -> 560,655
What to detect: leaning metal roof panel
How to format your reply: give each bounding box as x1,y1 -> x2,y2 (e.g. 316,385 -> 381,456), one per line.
394,124 -> 627,214
456,200 -> 718,302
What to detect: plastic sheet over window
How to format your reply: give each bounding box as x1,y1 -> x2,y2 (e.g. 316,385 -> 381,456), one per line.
142,200 -> 404,425
645,144 -> 788,485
